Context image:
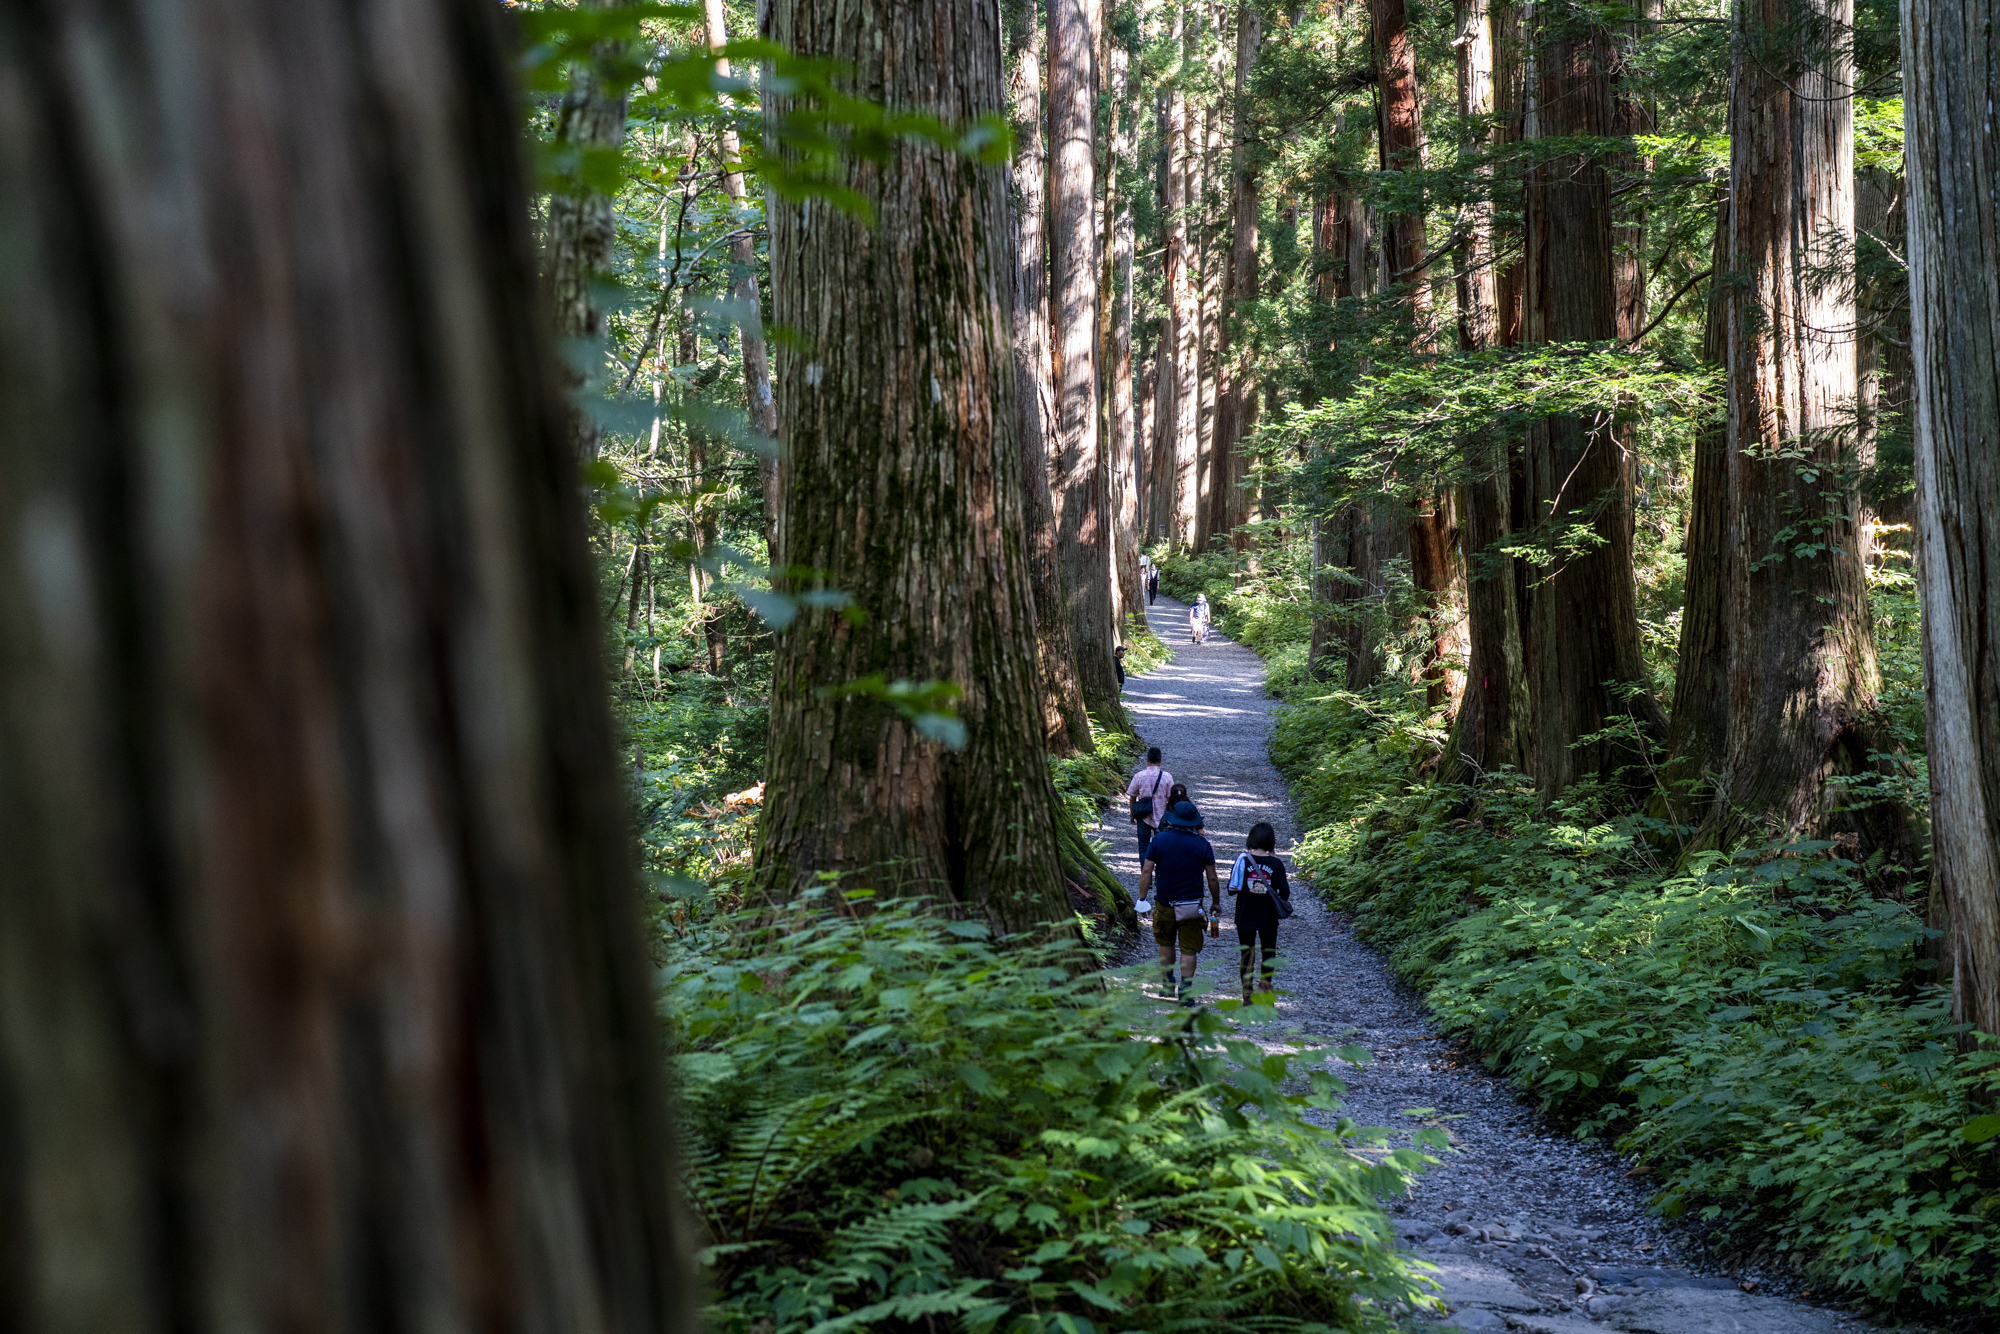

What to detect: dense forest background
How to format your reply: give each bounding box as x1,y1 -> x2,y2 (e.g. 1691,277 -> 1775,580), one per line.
544,0 -> 2000,1324
7,0 -> 2000,1329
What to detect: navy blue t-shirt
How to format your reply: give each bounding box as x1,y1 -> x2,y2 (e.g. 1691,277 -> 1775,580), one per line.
1146,828 -> 1216,903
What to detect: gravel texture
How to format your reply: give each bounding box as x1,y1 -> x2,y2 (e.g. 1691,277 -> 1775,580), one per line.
1097,596 -> 1896,1333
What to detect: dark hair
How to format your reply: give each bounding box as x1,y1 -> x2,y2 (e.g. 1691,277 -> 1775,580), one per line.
1146,746 -> 1162,764
1247,822 -> 1277,852
1168,783 -> 1189,806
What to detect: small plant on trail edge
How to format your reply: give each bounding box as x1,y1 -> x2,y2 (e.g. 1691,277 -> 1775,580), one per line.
662,892 -> 1447,1332
1276,682 -> 2000,1316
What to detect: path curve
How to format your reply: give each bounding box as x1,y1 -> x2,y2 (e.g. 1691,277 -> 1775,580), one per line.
1098,595 -> 1885,1334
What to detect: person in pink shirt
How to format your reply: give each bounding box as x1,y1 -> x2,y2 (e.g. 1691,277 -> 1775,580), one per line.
1126,748 -> 1173,868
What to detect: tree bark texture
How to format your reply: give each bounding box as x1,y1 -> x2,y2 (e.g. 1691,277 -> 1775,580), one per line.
1007,0 -> 1090,753
1208,3 -> 1262,556
761,0 -> 1081,927
1711,0 -> 1904,854
1522,8 -> 1665,796
1050,0 -> 1122,725
1906,0 -> 2000,1035
0,2 -> 693,1329
705,0 -> 781,559
1372,0 -> 1429,319
1167,69 -> 1202,549
1445,0 -> 1531,782
545,0 -> 632,465
1109,40 -> 1145,627
1662,187 -> 1734,806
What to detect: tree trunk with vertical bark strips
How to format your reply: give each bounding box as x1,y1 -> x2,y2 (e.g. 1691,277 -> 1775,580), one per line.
545,0 -> 631,466
1110,42 -> 1144,628
760,0 -> 1089,929
1522,11 -> 1664,797
1209,3 -> 1262,556
1050,0 -> 1123,727
1661,188 -> 1733,810
1705,0 -> 1909,860
1907,0 -> 2000,1035
706,0 -> 781,560
0,1 -> 695,1327
1445,0 -> 1531,784
1372,0 -> 1429,320
1167,69 -> 1201,550
1007,0 -> 1090,754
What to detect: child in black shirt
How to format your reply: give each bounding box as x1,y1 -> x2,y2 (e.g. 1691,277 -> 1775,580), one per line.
1226,821 -> 1291,1001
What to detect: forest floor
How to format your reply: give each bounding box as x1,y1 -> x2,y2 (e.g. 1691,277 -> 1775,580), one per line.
1095,596 -> 1893,1334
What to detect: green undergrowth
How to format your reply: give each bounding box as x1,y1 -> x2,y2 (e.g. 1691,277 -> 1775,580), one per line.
621,672 -> 1138,939
1152,546 -> 1313,658
1270,677 -> 2000,1315
663,893 -> 1444,1333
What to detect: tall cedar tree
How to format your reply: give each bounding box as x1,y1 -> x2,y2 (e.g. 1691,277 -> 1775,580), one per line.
1166,14 -> 1202,549
704,0 -> 781,557
1906,0 -> 2000,1035
1708,0 -> 1909,856
1007,0 -> 1091,753
1374,0 -> 1465,711
1521,3 -> 1665,796
0,0 -> 692,1326
1108,39 -> 1147,622
546,0 -> 632,463
1050,0 -> 1124,724
1445,0 -> 1532,780
1209,4 -> 1263,555
760,0 -> 1078,928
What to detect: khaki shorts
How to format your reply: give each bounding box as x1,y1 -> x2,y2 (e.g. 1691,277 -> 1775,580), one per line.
1152,903 -> 1206,955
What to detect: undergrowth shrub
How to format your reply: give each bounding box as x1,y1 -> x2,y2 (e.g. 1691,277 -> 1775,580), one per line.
1272,681 -> 2000,1314
664,894 -> 1443,1333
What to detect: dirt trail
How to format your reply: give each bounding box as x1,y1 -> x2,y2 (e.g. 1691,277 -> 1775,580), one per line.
1096,595 -> 1885,1334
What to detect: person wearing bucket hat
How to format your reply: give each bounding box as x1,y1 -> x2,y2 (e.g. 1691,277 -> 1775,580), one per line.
1136,798 -> 1220,1001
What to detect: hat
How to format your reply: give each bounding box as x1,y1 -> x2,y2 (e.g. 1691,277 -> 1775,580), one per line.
1160,800 -> 1204,831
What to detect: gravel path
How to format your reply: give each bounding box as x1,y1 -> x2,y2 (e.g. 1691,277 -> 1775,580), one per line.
1097,595 -> 1887,1334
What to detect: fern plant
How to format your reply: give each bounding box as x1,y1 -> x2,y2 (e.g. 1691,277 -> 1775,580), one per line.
663,892 -> 1442,1333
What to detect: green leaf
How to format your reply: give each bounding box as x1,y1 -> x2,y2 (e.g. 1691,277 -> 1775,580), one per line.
1960,1115 -> 2000,1145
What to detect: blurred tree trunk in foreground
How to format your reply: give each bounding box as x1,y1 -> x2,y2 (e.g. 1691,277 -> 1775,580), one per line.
0,2 -> 691,1330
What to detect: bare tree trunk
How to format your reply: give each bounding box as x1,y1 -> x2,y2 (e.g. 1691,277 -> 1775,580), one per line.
1208,3 -> 1262,557
1372,0 -> 1430,319
1522,9 -> 1664,797
1167,34 -> 1202,551
1109,39 -> 1145,628
705,0 -> 781,559
0,1 -> 694,1326
1707,0 -> 1909,856
760,0 -> 1084,927
1662,187 -> 1733,805
545,0 -> 631,465
1051,0 -> 1122,724
1007,0 -> 1091,753
1445,0 -> 1531,782
1907,0 -> 2000,1035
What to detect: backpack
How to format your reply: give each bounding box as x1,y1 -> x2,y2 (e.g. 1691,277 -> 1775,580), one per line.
1129,769 -> 1167,823
1229,854 -> 1294,918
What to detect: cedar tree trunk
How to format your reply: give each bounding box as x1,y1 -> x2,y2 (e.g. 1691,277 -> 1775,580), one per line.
0,1 -> 693,1327
759,0 -> 1083,927
1522,7 -> 1665,797
1007,0 -> 1091,753
546,0 -> 631,465
1709,0 -> 1905,854
705,0 -> 781,558
1907,0 -> 2000,1034
1446,0 -> 1531,781
1050,0 -> 1123,724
